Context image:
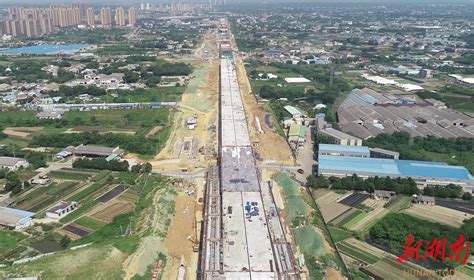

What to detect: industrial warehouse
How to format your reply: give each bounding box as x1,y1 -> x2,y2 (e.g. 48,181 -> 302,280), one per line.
337,88 -> 474,139
317,144 -> 474,191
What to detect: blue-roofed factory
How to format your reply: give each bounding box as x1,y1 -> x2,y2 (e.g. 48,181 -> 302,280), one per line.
317,144 -> 474,191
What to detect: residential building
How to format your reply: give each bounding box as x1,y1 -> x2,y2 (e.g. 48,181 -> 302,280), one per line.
86,8 -> 95,26
100,7 -> 112,28
412,195 -> 435,205
0,207 -> 35,229
115,7 -> 125,26
0,157 -> 29,171
46,201 -> 78,219
128,7 -> 137,26
372,190 -> 396,201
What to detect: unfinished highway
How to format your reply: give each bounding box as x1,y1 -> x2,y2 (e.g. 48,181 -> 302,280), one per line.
200,20 -> 299,280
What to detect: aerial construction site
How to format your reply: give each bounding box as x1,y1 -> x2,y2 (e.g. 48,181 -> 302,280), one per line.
200,19 -> 299,280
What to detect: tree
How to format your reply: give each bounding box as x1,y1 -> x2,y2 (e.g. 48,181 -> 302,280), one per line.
131,164 -> 142,174
123,71 -> 140,83
143,162 -> 152,173
462,192 -> 472,201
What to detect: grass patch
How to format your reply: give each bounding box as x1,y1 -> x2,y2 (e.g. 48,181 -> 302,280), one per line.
343,211 -> 368,229
294,225 -> 325,257
272,172 -> 300,197
0,231 -> 25,253
272,173 -> 308,224
328,226 -> 353,243
338,241 -> 379,264
74,216 -> 107,231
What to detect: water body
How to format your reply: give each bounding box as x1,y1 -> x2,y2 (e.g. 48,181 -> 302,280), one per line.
0,44 -> 90,55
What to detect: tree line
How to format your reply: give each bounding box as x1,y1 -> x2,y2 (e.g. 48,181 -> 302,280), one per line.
369,213 -> 474,267
73,158 -> 129,172
306,174 -> 471,200
31,132 -> 160,156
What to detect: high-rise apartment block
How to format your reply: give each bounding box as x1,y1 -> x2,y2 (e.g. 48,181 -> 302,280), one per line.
128,7 -> 137,26
115,7 -> 125,26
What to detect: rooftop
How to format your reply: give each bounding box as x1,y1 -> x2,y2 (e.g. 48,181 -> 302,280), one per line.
67,145 -> 124,157
288,123 -> 305,137
284,105 -> 305,117
0,157 -> 27,167
0,207 -> 35,227
46,201 -> 77,214
319,144 -> 369,154
319,127 -> 361,141
319,155 -> 474,182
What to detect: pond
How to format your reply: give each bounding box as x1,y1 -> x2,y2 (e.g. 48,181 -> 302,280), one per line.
0,44 -> 91,55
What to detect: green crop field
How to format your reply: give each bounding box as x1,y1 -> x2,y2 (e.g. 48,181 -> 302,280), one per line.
337,241 -> 379,264
48,170 -> 94,181
385,195 -> 412,212
343,211 -> 368,229
69,181 -> 109,202
74,216 -> 107,231
330,208 -> 362,227
328,226 -> 353,243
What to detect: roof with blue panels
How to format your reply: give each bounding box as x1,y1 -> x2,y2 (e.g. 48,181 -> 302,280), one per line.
396,160 -> 473,180
319,156 -> 400,176
319,156 -> 473,181
319,144 -> 370,154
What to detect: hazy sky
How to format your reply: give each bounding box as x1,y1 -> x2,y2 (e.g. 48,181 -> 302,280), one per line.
2,0 -> 474,6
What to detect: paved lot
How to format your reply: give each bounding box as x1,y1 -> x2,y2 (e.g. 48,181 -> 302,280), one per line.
295,126 -> 317,183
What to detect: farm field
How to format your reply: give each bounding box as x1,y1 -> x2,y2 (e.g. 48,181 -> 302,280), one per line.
385,195 -> 412,212
436,198 -> 474,215
348,199 -> 389,232
74,216 -> 107,231
337,241 -> 379,265
367,257 -> 440,280
343,211 -> 367,229
48,169 -> 96,181
330,208 -> 361,227
0,174 -> 174,279
313,189 -> 351,222
403,204 -> 472,228
15,181 -> 81,212
91,201 -> 135,223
